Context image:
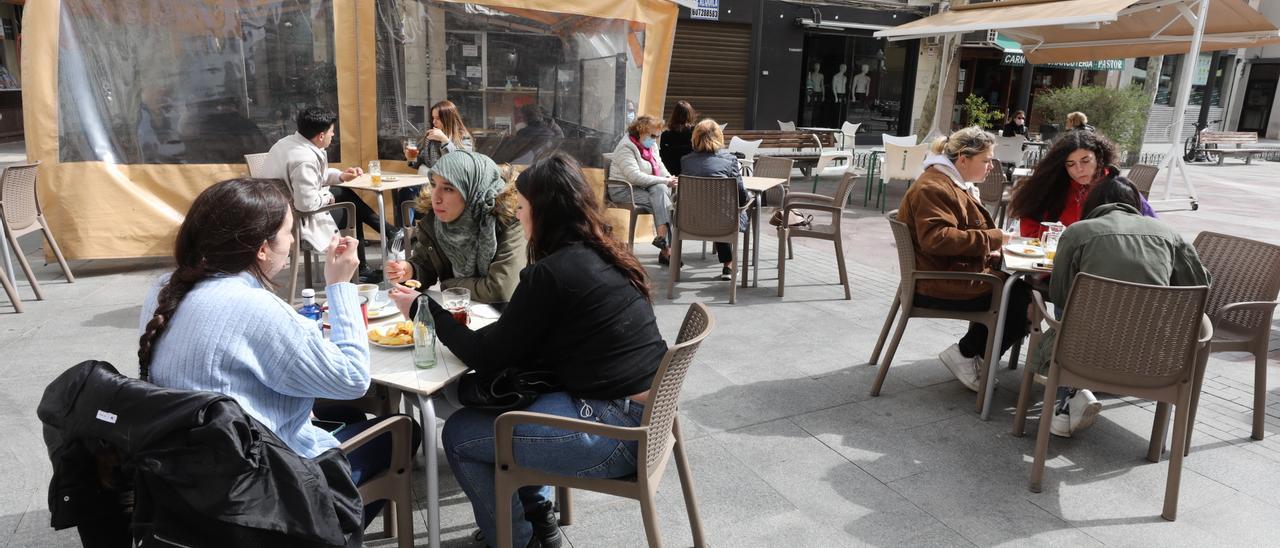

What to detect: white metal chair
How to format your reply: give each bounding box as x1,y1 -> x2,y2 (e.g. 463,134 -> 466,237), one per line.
727,136 -> 763,173
994,135 -> 1027,171
881,134 -> 918,147
839,121 -> 862,151
777,120 -> 796,131
875,143 -> 929,212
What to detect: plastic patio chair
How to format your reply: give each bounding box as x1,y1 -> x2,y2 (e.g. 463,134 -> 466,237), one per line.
268,180 -> 357,305
0,259 -> 19,313
869,210 -> 1004,411
1126,164 -> 1159,199
881,134 -> 917,147
776,172 -> 858,300
493,303 -> 714,548
1186,231 -> 1280,443
667,176 -> 753,304
993,135 -> 1027,171
338,415 -> 415,548
874,143 -> 929,213
839,121 -> 862,151
974,159 -> 1011,226
0,162 -> 75,303
1027,273 -> 1211,522
752,156 -> 794,213
244,152 -> 270,177
778,120 -> 796,131
727,136 -> 763,169
602,155 -> 656,251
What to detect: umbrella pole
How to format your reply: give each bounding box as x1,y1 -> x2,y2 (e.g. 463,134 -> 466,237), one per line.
1155,0 -> 1212,212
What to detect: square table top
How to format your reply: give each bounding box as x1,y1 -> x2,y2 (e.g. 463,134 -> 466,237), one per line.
1003,237 -> 1054,274
362,301 -> 499,396
334,173 -> 431,192
743,176 -> 787,193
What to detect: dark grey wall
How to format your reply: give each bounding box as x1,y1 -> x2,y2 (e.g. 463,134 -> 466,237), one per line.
673,0 -> 921,130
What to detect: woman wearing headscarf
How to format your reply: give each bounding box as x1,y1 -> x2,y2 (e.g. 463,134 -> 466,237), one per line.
385,151 -> 527,303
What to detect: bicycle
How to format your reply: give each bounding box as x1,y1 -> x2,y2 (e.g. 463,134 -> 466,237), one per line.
1183,118 -> 1223,163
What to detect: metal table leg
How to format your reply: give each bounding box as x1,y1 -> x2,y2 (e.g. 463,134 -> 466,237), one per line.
980,272 -> 1025,420
751,197 -> 761,288
417,393 -> 441,548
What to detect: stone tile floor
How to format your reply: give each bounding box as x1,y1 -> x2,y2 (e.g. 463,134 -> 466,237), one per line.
1,151 -> 1278,547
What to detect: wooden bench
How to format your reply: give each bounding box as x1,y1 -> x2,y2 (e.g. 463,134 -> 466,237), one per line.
721,130 -> 840,175
1196,131 -> 1276,165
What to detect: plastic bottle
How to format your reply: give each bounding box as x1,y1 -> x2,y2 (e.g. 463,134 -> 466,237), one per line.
413,295 -> 437,369
298,288 -> 323,333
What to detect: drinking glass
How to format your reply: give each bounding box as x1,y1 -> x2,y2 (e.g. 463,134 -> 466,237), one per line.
368,160 -> 382,187
442,287 -> 471,326
404,140 -> 419,162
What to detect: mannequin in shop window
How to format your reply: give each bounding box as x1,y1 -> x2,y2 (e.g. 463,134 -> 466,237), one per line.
806,63 -> 825,104
852,64 -> 872,108
832,64 -> 849,107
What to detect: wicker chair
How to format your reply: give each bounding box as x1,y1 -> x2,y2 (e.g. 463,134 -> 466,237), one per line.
974,159 -> 1011,226
0,259 -> 19,313
0,162 -> 75,303
869,210 -> 1004,412
776,172 -> 858,300
494,303 -> 713,548
244,152 -> 270,177
1126,164 -> 1159,199
1027,273 -> 1211,521
1187,231 -> 1280,442
268,180 -> 356,305
667,176 -> 752,304
337,415 -> 415,548
602,155 -> 655,251
752,156 -> 794,208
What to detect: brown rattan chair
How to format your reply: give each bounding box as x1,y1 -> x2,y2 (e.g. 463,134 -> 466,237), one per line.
494,303 -> 713,548
869,210 -> 1004,413
337,415 -> 415,548
0,259 -> 19,313
1126,164 -> 1159,199
776,171 -> 858,300
1187,231 -> 1280,442
0,162 -> 75,302
1028,274 -> 1211,521
975,159 -> 1010,227
268,180 -> 356,305
752,156 -> 794,208
1012,287 -> 1051,437
667,176 -> 752,304
244,152 -> 270,177
602,155 -> 654,250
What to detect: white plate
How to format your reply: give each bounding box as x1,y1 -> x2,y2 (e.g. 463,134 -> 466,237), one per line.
366,301 -> 399,319
1004,244 -> 1045,258
369,339 -> 412,350
382,176 -> 400,182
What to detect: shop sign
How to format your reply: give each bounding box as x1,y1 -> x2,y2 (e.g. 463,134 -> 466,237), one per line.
1001,53 -> 1124,71
690,0 -> 719,21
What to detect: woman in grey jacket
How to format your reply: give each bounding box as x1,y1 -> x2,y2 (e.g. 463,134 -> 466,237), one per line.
680,119 -> 750,279
609,115 -> 679,264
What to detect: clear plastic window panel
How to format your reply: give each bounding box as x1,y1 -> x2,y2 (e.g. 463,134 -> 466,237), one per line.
57,1 -> 340,164
375,0 -> 644,167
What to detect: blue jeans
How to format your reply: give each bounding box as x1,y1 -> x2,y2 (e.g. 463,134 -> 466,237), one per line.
442,392 -> 645,548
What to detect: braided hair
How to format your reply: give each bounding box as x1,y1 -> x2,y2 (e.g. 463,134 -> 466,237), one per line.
137,178 -> 291,381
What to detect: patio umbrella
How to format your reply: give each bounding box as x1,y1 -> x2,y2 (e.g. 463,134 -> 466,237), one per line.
875,0 -> 1280,210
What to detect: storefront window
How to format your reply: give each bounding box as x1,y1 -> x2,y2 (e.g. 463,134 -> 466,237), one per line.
57,0 -> 340,164
1189,53 -> 1231,106
375,0 -> 644,167
1155,55 -> 1180,105
798,33 -> 909,141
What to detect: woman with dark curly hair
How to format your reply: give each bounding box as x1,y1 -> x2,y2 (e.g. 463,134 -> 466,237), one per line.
1007,130 -> 1154,238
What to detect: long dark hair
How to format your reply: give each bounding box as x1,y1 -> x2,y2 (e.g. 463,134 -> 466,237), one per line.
514,152 -> 652,301
1008,130 -> 1118,223
667,100 -> 698,132
1081,173 -> 1141,218
137,178 -> 291,380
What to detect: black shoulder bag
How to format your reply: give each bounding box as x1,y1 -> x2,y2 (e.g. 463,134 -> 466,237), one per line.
456,369 -> 562,412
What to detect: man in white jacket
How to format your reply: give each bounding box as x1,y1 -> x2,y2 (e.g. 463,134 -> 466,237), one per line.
262,107 -> 383,282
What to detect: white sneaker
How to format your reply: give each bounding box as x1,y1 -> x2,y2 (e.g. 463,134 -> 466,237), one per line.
1068,389 -> 1102,434
938,344 -> 981,392
1051,411 -> 1072,438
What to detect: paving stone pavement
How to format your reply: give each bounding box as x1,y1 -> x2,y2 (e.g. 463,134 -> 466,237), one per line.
2,155 -> 1279,547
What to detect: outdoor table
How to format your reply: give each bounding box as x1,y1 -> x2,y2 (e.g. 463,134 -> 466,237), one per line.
334,174 -> 430,280
743,176 -> 787,288
1022,140 -> 1048,150
1012,167 -> 1033,179
364,298 -> 500,548
979,237 -> 1052,420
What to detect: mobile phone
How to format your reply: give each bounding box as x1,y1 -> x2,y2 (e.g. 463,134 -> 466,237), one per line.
311,419 -> 345,434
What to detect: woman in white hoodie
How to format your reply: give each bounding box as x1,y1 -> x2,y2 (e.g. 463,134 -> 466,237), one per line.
608,115 -> 679,264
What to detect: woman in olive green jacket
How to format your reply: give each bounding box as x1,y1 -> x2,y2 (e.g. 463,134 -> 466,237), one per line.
386,151 -> 526,303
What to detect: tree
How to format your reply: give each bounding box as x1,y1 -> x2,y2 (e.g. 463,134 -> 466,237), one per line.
962,94 -> 1001,130
1033,85 -> 1150,158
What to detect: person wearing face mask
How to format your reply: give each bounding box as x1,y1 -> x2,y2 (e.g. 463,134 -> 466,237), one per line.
897,126 -> 1030,393
384,151 -> 527,304
608,115 -> 679,265
1008,130 -> 1155,238
137,178 -> 410,526
1002,110 -> 1028,138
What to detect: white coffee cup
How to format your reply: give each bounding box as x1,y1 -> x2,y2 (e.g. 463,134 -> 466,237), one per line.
356,283 -> 380,309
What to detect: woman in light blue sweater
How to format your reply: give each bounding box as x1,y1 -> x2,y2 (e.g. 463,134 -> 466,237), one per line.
137,179 -> 379,473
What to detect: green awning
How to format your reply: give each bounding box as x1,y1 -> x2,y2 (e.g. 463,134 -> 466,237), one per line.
1000,52 -> 1125,71
994,33 -> 1022,54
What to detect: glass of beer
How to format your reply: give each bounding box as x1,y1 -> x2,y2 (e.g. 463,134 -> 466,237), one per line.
368,160 -> 382,187
404,139 -> 419,162
442,287 -> 471,326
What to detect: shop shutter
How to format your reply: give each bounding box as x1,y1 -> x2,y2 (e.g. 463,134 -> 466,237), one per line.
664,20 -> 751,130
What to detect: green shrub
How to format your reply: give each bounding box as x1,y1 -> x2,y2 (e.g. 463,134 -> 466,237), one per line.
962,94 -> 1002,130
1033,85 -> 1149,156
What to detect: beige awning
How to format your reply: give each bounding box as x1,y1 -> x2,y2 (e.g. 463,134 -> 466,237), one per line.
875,0 -> 1280,64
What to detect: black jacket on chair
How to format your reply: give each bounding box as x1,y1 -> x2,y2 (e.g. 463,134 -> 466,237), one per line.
38,360 -> 363,548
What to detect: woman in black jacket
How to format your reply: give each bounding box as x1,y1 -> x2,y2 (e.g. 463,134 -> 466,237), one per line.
388,152 -> 666,548
659,100 -> 697,175
680,119 -> 750,280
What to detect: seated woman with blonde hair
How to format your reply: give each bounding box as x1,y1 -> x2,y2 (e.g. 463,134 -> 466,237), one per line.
679,118 -> 750,280
385,151 -> 527,303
